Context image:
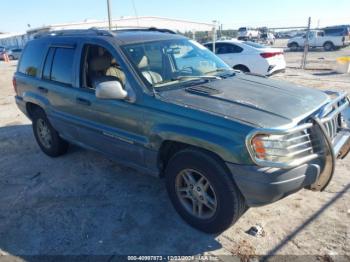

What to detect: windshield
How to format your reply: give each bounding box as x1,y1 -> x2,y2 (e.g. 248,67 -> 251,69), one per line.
121,38 -> 232,88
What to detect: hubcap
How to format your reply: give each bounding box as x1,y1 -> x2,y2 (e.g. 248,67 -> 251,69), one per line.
36,119 -> 52,149
175,169 -> 217,219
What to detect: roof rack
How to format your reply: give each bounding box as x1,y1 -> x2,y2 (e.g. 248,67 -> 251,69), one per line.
114,27 -> 177,34
33,28 -> 114,39
33,27 -> 176,39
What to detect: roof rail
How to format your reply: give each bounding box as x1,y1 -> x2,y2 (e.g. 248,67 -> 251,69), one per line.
114,27 -> 176,34
33,28 -> 114,39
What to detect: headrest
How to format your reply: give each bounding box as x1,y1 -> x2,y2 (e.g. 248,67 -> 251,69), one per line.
138,55 -> 149,69
89,55 -> 110,71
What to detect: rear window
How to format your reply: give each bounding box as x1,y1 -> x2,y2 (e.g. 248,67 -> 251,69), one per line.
18,41 -> 46,77
242,41 -> 266,49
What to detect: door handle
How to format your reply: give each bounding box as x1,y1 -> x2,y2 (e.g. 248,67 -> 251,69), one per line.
76,97 -> 91,106
38,86 -> 48,93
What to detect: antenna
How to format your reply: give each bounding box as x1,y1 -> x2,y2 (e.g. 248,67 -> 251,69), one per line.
107,0 -> 113,31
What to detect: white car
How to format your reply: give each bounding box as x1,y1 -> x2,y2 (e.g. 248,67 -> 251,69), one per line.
204,40 -> 286,76
237,27 -> 260,40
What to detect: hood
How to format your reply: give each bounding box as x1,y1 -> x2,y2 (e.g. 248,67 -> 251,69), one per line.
159,74 -> 329,128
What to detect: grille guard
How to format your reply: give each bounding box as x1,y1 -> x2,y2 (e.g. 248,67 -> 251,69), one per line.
246,91 -> 350,169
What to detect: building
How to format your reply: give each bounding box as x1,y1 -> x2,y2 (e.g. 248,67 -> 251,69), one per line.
0,32 -> 27,48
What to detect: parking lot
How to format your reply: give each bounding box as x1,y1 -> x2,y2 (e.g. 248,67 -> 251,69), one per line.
0,47 -> 349,260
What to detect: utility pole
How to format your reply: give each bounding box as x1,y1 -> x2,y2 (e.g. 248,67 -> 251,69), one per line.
212,20 -> 217,53
301,17 -> 311,69
107,0 -> 112,30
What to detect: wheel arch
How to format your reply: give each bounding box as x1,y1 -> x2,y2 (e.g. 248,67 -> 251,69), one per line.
233,64 -> 250,72
23,92 -> 50,119
26,102 -> 44,120
153,125 -> 252,176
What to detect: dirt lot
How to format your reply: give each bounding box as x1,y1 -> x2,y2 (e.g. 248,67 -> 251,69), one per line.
0,47 -> 350,260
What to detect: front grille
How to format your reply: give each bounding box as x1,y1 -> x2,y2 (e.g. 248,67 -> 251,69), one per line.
246,91 -> 349,168
323,113 -> 340,140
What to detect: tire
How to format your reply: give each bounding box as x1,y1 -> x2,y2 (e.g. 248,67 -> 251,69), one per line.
165,148 -> 247,234
233,65 -> 250,73
32,107 -> 69,157
323,42 -> 334,51
289,42 -> 299,51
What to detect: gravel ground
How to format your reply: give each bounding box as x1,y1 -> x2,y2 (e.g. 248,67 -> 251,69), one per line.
0,47 -> 349,261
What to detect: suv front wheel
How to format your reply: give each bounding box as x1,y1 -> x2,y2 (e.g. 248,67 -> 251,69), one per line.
32,108 -> 69,157
165,148 -> 247,233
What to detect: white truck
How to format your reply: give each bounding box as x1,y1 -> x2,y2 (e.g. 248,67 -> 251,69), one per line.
237,27 -> 260,41
287,30 -> 350,51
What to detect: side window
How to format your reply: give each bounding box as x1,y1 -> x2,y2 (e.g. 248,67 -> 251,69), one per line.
215,43 -> 226,54
50,48 -> 75,86
227,44 -> 243,53
216,43 -> 242,54
204,44 -> 213,51
18,41 -> 46,77
80,44 -> 126,90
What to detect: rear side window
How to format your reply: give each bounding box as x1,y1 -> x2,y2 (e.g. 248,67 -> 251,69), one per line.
51,48 -> 75,85
324,28 -> 345,36
42,47 -> 75,86
18,41 -> 46,77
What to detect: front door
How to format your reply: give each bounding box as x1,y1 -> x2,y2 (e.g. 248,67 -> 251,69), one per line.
72,42 -> 147,167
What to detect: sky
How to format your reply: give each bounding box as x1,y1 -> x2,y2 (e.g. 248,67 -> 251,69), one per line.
1,0 -> 349,33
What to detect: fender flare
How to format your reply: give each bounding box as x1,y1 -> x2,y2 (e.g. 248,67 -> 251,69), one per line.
150,124 -> 251,165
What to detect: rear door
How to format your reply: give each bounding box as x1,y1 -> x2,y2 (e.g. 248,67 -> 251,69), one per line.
215,43 -> 244,67
39,40 -> 82,142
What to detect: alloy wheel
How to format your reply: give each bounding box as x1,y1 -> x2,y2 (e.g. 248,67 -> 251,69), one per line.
36,118 -> 52,149
175,168 -> 217,219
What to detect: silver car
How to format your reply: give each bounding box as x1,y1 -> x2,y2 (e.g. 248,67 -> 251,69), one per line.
6,48 -> 22,60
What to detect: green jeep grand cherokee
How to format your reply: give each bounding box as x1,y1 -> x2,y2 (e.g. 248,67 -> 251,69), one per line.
14,28 -> 350,233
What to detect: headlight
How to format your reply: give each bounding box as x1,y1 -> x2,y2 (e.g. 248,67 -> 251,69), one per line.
247,131 -> 316,168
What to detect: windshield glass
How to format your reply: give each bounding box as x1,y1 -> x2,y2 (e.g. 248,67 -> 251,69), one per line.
121,38 -> 232,88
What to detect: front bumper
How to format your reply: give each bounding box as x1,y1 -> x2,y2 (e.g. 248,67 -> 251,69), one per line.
227,162 -> 320,207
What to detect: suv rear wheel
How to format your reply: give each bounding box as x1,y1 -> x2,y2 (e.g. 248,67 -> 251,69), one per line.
165,148 -> 247,233
32,108 -> 69,157
289,42 -> 299,51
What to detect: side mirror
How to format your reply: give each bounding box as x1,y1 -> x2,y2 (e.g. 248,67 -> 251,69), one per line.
96,81 -> 128,100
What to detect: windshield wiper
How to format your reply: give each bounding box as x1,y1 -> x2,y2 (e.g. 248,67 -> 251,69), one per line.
174,75 -> 222,81
205,68 -> 235,78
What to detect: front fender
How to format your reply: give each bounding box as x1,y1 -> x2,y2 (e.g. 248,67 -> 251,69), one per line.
150,123 -> 253,165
